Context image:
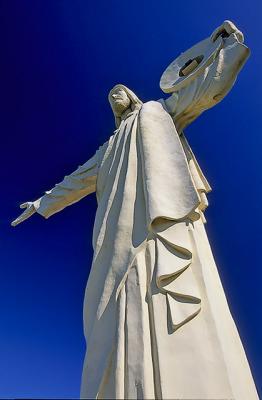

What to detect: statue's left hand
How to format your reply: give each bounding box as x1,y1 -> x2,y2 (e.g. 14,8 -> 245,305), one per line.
211,20 -> 244,43
11,202 -> 36,227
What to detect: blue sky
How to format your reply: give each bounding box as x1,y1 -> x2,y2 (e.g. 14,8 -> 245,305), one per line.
0,0 -> 261,398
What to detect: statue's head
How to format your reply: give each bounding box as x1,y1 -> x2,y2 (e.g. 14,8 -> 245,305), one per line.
108,84 -> 142,128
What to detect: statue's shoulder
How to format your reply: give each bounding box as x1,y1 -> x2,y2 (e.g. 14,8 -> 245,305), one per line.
141,99 -> 169,116
142,99 -> 167,112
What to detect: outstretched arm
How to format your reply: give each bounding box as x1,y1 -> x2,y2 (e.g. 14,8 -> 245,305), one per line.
165,21 -> 250,132
11,146 -> 104,226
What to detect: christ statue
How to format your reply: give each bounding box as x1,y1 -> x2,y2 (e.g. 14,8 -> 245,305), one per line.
12,21 -> 258,400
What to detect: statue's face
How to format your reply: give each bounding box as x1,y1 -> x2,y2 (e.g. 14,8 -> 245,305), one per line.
110,88 -> 131,115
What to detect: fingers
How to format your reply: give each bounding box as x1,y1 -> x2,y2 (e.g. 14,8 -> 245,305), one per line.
20,201 -> 33,209
11,218 -> 21,227
11,206 -> 35,227
211,27 -> 222,42
20,202 -> 28,209
223,20 -> 238,35
211,20 -> 244,43
235,30 -> 244,43
11,215 -> 25,226
11,211 -> 28,226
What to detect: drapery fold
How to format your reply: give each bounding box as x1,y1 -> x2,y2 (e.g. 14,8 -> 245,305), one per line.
138,101 -> 202,330
138,101 -> 201,225
34,100 -> 206,332
33,96 -> 258,399
154,222 -> 201,331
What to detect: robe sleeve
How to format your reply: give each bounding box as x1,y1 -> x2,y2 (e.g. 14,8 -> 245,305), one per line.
33,146 -> 103,218
164,34 -> 250,132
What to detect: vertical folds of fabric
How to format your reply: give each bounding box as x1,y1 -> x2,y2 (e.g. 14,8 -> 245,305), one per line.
153,220 -> 201,331
138,101 -> 201,224
138,101 -> 202,330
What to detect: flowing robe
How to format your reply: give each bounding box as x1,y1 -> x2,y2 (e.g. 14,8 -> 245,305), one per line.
34,36 -> 258,399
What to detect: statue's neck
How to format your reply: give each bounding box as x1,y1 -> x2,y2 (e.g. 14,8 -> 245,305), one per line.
115,103 -> 142,129
120,107 -> 133,121
121,104 -> 141,121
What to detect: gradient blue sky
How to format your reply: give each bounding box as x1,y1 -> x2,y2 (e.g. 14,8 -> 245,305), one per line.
1,0 -> 262,398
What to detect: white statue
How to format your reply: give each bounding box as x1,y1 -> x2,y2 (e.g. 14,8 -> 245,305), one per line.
12,21 -> 259,400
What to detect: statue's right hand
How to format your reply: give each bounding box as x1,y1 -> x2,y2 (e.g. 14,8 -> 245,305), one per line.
210,20 -> 244,44
11,202 -> 36,227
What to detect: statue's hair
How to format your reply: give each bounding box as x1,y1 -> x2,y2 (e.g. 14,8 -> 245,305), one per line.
108,84 -> 143,128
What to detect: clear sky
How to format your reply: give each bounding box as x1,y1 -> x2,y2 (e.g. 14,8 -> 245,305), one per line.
1,0 -> 261,398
